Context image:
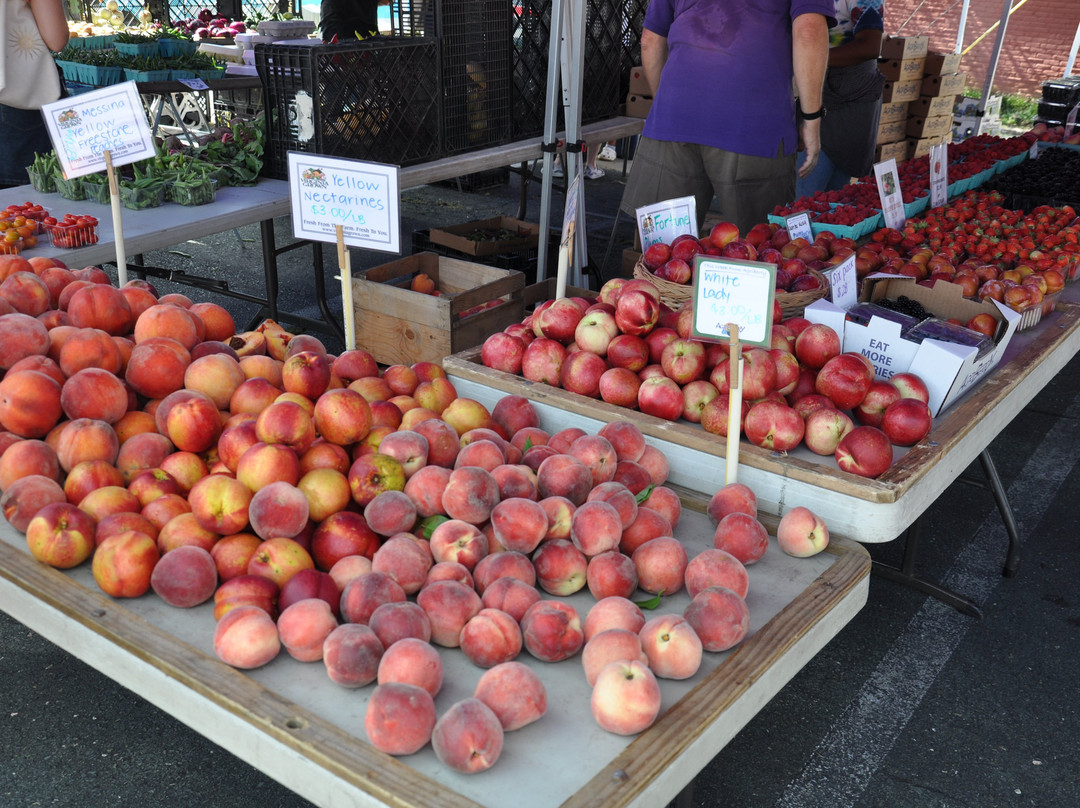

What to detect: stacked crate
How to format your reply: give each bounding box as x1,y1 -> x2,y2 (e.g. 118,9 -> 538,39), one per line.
909,47 -> 965,157
876,36 -> 927,163
1037,76 -> 1080,127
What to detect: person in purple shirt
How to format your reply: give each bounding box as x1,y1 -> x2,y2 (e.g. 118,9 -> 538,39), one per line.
620,0 -> 835,237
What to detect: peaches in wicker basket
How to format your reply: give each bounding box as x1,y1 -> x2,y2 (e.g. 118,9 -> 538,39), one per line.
641,220 -> 846,295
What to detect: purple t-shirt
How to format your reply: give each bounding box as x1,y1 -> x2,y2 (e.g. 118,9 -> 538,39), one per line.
642,0 -> 836,158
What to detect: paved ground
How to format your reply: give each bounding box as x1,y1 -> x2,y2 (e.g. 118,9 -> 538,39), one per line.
2,157 -> 1079,807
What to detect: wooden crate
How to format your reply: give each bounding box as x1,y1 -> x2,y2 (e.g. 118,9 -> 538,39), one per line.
352,253 -> 525,366
428,215 -> 540,257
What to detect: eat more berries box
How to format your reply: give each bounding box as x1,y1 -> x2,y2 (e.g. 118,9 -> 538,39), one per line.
804,275 -> 1021,416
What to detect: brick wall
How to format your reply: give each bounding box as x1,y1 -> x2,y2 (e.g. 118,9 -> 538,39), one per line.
886,0 -> 1079,97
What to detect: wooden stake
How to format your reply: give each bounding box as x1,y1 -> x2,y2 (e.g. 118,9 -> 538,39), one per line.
103,150 -> 127,286
335,225 -> 356,351
725,323 -> 743,484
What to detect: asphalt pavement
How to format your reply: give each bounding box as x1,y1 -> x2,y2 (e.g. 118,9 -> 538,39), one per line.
2,154 -> 1079,808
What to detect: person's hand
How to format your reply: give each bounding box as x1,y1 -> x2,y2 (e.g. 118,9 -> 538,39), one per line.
797,119 -> 821,179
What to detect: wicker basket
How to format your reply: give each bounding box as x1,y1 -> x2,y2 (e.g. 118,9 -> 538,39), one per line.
777,269 -> 829,319
633,258 -> 692,310
633,258 -> 829,318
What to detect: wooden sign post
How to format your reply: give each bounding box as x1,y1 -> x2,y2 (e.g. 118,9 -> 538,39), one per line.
725,323 -> 743,484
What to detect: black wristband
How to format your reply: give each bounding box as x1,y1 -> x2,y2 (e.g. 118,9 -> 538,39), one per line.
798,105 -> 827,121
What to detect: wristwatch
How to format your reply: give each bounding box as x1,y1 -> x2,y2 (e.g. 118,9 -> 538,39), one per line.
799,105 -> 827,121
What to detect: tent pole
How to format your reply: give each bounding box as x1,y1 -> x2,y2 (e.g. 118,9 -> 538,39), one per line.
954,0 -> 970,54
536,0 -> 568,283
1066,20 -> 1080,76
977,0 -> 1014,135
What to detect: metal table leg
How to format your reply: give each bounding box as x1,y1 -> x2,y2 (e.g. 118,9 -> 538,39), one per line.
959,448 -> 1022,576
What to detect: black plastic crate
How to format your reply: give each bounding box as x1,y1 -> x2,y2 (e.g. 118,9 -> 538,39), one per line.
438,0 -> 514,153
1038,100 -> 1071,122
512,0 -> 639,140
213,85 -> 263,120
256,37 -> 442,179
1041,76 -> 1080,106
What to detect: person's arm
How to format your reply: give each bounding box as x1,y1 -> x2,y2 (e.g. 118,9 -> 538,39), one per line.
828,28 -> 882,68
27,0 -> 69,53
792,12 -> 829,179
640,28 -> 668,96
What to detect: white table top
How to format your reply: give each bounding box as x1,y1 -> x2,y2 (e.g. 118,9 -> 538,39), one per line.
0,494 -> 868,808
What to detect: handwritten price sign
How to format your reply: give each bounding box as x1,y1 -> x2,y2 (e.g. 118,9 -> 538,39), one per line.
691,257 -> 775,347
288,152 -> 401,253
42,82 -> 156,179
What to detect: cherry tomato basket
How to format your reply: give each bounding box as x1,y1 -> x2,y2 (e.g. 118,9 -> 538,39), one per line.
44,215 -> 99,249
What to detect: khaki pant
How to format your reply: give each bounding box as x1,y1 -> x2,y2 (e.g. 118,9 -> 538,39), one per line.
620,137 -> 796,237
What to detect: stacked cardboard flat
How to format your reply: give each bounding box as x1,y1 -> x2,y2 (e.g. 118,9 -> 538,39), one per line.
625,66 -> 653,118
878,39 -> 966,159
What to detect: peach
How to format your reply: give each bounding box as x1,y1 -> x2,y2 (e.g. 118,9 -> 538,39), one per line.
310,510 -> 380,570
472,660 -> 547,731
124,338 -> 190,400
488,496 -> 549,555
134,303 -> 200,349
416,579 -> 483,647
570,499 -> 623,557
126,467 -> 182,507
164,391 -> 222,454
632,535 -> 688,596
363,489 -> 418,537
91,530 -> 160,598
58,327 -> 123,376
480,576 -> 541,623
339,570 -> 406,625
410,417 -> 460,467
183,353 -> 246,410
368,600 -> 431,648
348,374 -> 393,403
489,395 -> 539,438
406,460 -> 453,518
156,511 -> 219,554
213,605 -> 281,669
187,301 -> 235,342
277,597 -> 339,662
490,463 -> 538,501
586,550 -> 639,600
150,544 -> 219,608
113,409 -> 158,445
311,387 -> 371,447
238,354 -> 283,386
440,397 -> 493,438
591,659 -> 661,735
459,607 -> 523,668
141,493 -> 192,533
299,440 -> 351,476
440,465 -> 500,525
247,536 -> 315,588
422,560 -> 474,590
521,444 -> 558,472
536,453 -> 593,505
538,495 -> 575,540
472,550 -> 536,595
508,425 -> 550,455
328,554 -> 373,592
0,312 -> 50,371
210,532 -> 262,581
77,485 -> 141,523
115,432 -> 174,484
685,548 -> 749,599
0,271 -> 50,317
637,444 -> 670,486
547,427 -> 586,454
235,441 -> 301,491
370,534 -> 432,594
0,438 -> 60,489
453,438 -> 505,472
683,586 -> 751,652
24,501 -> 96,568
587,481 -> 638,529
96,511 -> 159,546
158,450 -> 209,494
639,613 -> 703,679
618,506 -> 673,555
582,628 -> 649,686
377,636 -> 444,696
187,473 -> 253,535
0,370 -> 63,438
248,480 -> 310,541
375,430 -> 429,479
412,376 -> 457,415
229,376 -> 282,416
520,599 -> 584,662
1,474 -> 66,532
640,485 -> 681,529
531,538 -> 587,595
7,354 -> 64,386
293,467 -> 349,523
713,512 -> 770,564
776,505 -> 830,557
597,420 -> 646,462
60,367 -> 129,425
429,518 -> 489,571
254,399 -> 316,455
707,482 -> 757,524
612,459 -> 652,495
364,682 -> 438,756
584,596 -> 646,641
431,698 -> 504,773
320,623 -> 385,688
215,573 -> 280,622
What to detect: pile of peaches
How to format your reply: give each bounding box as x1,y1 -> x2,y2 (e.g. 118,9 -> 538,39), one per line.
0,251 -> 836,772
479,274 -> 935,479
